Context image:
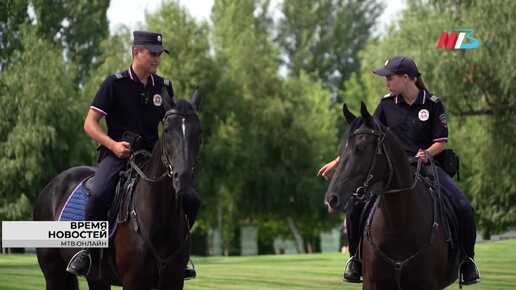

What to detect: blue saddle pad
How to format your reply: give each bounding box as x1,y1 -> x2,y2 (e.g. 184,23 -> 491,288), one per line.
58,176 -> 118,238
59,181 -> 89,221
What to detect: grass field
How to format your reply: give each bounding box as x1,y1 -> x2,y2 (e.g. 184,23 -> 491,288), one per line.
1,239 -> 515,289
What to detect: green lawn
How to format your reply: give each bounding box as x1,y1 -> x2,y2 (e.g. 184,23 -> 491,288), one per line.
1,239 -> 515,289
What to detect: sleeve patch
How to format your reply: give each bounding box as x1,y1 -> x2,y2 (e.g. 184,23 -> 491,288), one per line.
439,113 -> 447,128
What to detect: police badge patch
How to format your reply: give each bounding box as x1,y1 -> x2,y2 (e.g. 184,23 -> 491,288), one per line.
153,94 -> 162,106
439,113 -> 448,128
418,109 -> 429,121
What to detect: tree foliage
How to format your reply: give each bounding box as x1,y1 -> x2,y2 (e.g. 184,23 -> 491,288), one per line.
0,0 -> 109,82
277,0 -> 383,94
0,30 -> 88,220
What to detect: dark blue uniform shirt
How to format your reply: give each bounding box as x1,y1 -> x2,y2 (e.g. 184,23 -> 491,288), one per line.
374,89 -> 448,156
90,66 -> 174,151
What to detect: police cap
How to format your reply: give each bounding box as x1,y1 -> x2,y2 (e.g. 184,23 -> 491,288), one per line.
133,31 -> 169,54
373,56 -> 420,77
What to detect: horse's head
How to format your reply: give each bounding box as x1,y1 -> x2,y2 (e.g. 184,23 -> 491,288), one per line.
161,88 -> 202,195
324,102 -> 392,213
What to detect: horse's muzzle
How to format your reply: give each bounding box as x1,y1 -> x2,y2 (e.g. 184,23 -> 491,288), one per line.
172,170 -> 194,194
325,193 -> 340,214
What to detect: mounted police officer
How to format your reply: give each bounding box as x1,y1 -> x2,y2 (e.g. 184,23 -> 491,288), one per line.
67,31 -> 200,280
318,56 -> 480,286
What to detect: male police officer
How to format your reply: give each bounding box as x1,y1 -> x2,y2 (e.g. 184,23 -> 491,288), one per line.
67,31 -> 200,280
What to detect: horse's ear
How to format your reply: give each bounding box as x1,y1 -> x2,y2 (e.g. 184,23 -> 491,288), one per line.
191,86 -> 201,111
360,101 -> 372,121
162,85 -> 176,111
342,104 -> 356,124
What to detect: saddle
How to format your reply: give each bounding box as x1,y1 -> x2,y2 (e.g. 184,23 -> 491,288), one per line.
354,159 -> 461,262
109,150 -> 151,224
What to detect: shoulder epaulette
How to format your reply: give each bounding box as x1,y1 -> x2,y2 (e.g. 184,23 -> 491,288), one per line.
430,94 -> 440,103
381,93 -> 395,101
111,71 -> 127,80
163,78 -> 172,87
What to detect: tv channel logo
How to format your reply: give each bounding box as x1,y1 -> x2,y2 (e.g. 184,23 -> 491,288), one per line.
436,29 -> 480,49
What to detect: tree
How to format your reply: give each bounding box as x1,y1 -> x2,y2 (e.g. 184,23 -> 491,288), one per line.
267,72 -> 340,252
0,0 -> 109,82
0,29 -> 88,220
31,0 -> 110,82
0,0 -> 30,69
277,0 -> 383,94
209,0 -> 282,254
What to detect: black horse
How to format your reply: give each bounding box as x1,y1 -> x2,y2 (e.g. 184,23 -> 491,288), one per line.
324,102 -> 460,290
33,89 -> 202,290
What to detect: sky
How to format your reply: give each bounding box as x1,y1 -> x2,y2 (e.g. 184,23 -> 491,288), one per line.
107,0 -> 406,34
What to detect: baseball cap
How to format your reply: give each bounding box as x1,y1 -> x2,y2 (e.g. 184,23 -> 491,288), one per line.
133,31 -> 169,54
372,56 -> 420,77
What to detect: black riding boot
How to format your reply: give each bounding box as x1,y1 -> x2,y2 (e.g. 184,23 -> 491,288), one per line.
460,258 -> 480,286
67,248 -> 92,276
183,256 -> 197,280
343,257 -> 362,283
184,267 -> 196,280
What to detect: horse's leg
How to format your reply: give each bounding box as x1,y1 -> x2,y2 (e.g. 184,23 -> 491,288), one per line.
157,270 -> 184,290
87,279 -> 111,290
121,276 -> 149,290
36,248 -> 78,290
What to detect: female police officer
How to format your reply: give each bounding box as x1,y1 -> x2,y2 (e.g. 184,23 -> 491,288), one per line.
66,31 -> 200,280
318,56 -> 480,286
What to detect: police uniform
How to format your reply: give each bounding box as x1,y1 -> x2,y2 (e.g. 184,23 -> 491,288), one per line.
374,91 -> 448,157
85,67 -> 174,222
85,31 -> 201,226
90,67 -> 172,152
372,90 -> 476,259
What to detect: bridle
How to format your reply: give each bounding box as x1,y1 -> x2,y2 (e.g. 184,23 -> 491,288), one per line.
347,120 -> 421,202
129,109 -> 200,193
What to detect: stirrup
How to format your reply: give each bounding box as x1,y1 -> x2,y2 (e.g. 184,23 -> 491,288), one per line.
184,258 -> 196,281
458,257 -> 480,288
343,256 -> 362,283
66,250 -> 92,276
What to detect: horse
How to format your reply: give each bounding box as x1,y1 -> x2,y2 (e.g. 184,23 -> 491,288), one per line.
324,102 -> 460,290
33,89 -> 202,290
